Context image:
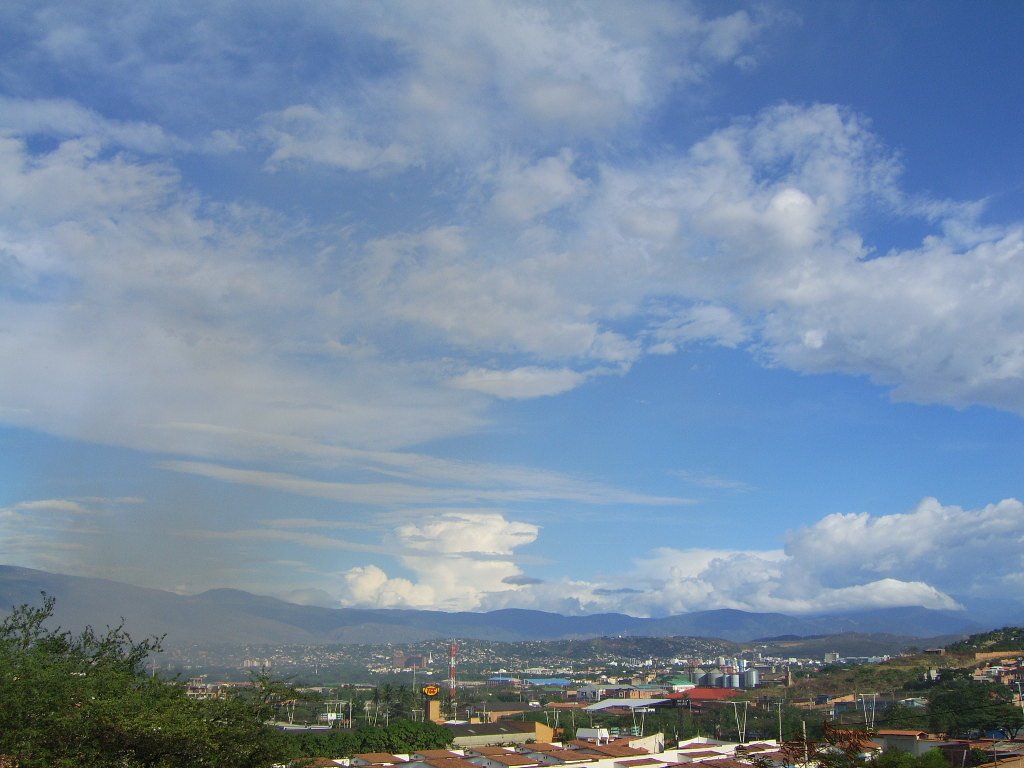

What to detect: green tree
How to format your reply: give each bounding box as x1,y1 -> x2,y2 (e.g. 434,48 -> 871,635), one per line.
869,748 -> 951,768
782,721 -> 871,768
879,703 -> 929,731
927,681 -> 1024,738
280,720 -> 453,760
0,595 -> 285,767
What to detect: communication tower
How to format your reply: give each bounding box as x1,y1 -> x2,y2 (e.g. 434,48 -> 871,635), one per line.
448,640 -> 458,718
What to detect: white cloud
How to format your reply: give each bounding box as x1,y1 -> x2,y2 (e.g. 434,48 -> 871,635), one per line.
0,95 -> 186,154
159,460 -> 688,507
14,499 -> 92,515
648,304 -> 749,354
488,151 -> 589,222
339,511 -> 539,610
784,497 -> 1024,596
342,565 -> 437,608
452,366 -> 588,399
253,2 -> 768,170
0,497 -> 105,573
396,511 -> 538,555
700,11 -> 762,63
479,497 -> 1023,616
262,105 -> 416,173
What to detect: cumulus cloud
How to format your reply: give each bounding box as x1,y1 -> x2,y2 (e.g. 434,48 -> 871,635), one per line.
477,497 -> 1023,616
784,497 -> 1024,595
330,497 -> 1024,615
396,512 -> 539,556
339,511 -> 540,610
342,565 -> 436,608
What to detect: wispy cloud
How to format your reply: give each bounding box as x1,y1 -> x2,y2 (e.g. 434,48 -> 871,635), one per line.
157,460 -> 692,507
671,470 -> 753,492
179,528 -> 390,555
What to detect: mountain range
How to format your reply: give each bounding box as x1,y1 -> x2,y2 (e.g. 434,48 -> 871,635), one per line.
0,565 -> 1012,648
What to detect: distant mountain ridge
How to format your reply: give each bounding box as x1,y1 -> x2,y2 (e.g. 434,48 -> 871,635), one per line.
0,565 -> 992,648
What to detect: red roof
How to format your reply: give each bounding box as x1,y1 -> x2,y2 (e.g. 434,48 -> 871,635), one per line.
539,750 -> 596,763
483,756 -> 539,767
521,744 -> 562,754
678,751 -> 724,759
354,755 -> 408,765
573,746 -> 649,758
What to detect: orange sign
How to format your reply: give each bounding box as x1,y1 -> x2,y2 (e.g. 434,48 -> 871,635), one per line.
421,684 -> 441,697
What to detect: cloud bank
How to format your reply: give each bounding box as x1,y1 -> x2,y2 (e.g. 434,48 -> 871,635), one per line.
319,497 -> 1022,615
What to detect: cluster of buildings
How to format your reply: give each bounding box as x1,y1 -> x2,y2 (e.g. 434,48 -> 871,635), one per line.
289,734 -> 784,768
285,731 -> 1024,768
971,653 -> 1024,689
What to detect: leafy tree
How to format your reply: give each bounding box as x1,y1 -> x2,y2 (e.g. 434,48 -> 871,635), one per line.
0,595 -> 286,767
782,721 -> 872,768
927,681 -> 1024,738
279,720 -> 453,760
869,749 -> 951,768
878,703 -> 929,731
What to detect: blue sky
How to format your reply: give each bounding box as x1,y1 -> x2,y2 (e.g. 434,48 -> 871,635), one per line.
2,0 -> 1024,617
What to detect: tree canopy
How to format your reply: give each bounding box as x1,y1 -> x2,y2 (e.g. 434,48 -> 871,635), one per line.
927,680 -> 1023,738
0,595 -> 285,767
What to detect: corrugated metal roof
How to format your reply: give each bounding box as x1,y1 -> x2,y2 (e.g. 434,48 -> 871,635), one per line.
583,698 -> 672,711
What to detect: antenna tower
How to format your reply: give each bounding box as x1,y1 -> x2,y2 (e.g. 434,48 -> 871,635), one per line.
448,639 -> 458,718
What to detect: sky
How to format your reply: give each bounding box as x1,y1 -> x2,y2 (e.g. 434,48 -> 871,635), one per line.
2,0 -> 1024,619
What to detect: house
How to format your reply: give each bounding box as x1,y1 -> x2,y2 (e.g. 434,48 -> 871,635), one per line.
874,731 -> 954,758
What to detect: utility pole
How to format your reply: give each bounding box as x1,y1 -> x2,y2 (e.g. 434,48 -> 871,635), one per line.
730,701 -> 749,743
858,693 -> 877,731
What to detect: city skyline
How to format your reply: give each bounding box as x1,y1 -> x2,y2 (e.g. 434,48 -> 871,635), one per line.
1,1 -> 1023,617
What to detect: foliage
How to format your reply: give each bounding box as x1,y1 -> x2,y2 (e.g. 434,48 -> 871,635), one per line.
782,656 -> 936,699
875,702 -> 928,731
946,627 -> 1024,655
782,721 -> 872,768
926,680 -> 1024,738
0,595 -> 286,768
868,749 -> 952,768
280,720 -> 453,760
